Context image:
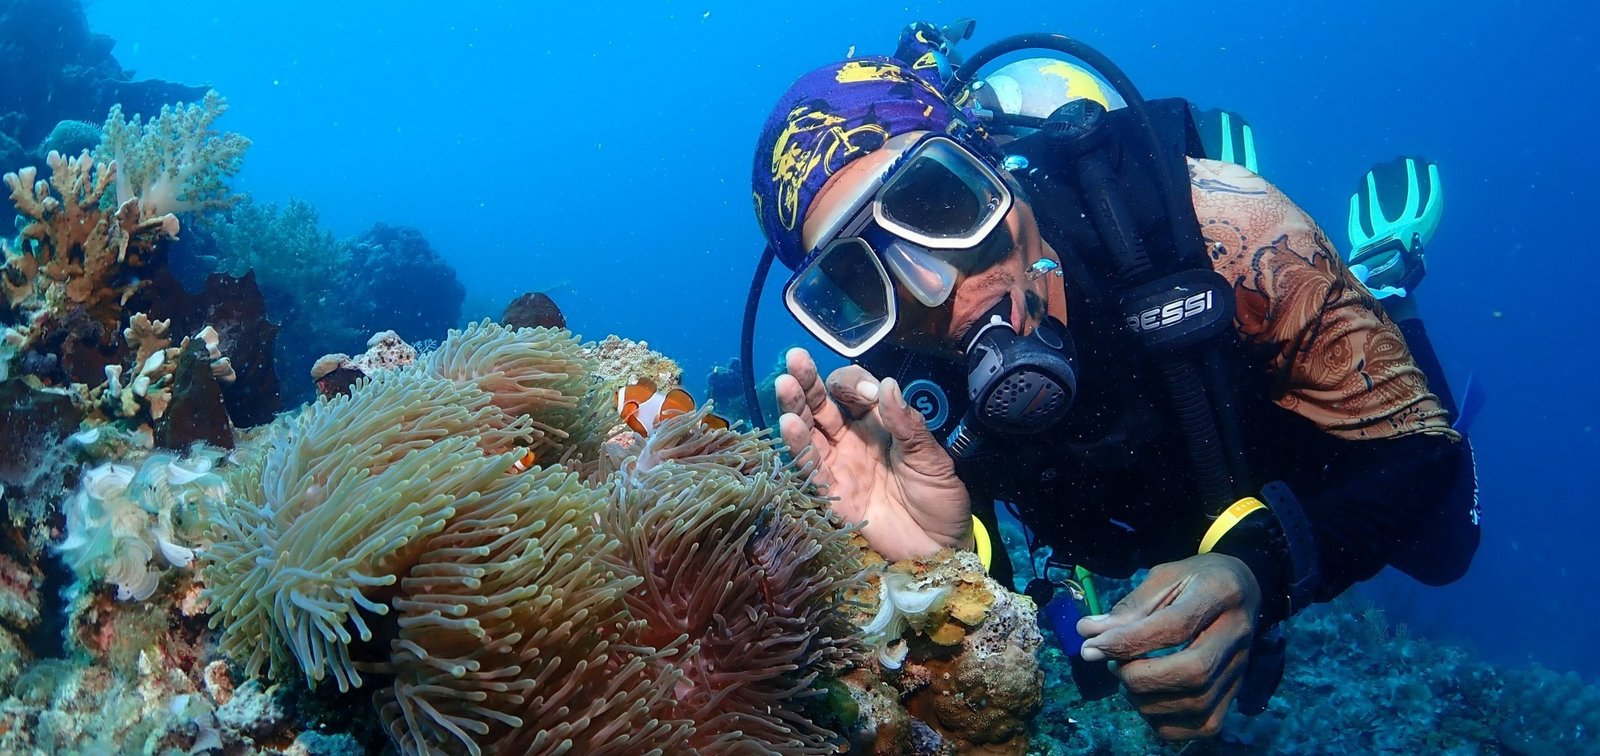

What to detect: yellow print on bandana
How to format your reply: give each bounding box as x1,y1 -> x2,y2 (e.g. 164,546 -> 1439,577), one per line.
834,60 -> 943,99
767,107 -> 887,231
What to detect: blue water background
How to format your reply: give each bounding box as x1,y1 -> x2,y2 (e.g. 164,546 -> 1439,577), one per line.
85,1 -> 1599,679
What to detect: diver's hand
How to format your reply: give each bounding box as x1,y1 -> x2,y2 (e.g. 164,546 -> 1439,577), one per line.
776,347 -> 971,561
1077,554 -> 1261,741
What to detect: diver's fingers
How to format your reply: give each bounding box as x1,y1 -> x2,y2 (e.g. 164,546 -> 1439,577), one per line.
786,347 -> 847,440
1119,627 -> 1250,701
1082,577 -> 1230,663
1079,561 -> 1191,657
825,364 -> 882,420
876,378 -> 957,479
775,372 -> 810,422
779,412 -> 835,487
1146,673 -> 1244,741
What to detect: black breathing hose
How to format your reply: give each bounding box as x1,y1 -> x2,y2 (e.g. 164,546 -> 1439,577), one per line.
1161,361 -> 1235,508
741,244 -> 776,429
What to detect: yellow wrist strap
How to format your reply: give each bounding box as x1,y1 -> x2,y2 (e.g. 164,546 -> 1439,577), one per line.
1199,497 -> 1266,555
971,515 -> 993,572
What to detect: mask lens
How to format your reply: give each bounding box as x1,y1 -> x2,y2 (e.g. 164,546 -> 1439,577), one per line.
877,138 -> 1009,247
881,239 -> 959,308
786,238 -> 895,354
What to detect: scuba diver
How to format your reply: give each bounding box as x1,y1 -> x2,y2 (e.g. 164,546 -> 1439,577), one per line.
740,21 -> 1480,741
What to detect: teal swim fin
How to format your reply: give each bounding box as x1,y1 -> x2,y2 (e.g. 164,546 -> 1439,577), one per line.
1194,108 -> 1259,174
1346,157 -> 1444,298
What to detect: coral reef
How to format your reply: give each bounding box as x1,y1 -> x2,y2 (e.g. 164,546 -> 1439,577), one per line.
1227,599 -> 1600,753
57,450 -> 223,602
1,8 -> 1067,753
2,111 -> 253,423
129,268 -> 283,428
3,150 -> 179,362
209,201 -> 466,404
309,329 -> 419,399
0,551 -> 42,688
0,380 -> 79,532
0,626 -> 304,754
500,290 -> 565,330
1026,594 -> 1600,754
208,197 -> 352,403
84,315 -> 237,432
154,328 -> 238,449
19,314 -> 1600,755
0,147 -> 190,540
0,109 -> 270,555
869,550 -> 1044,755
96,90 -> 250,218
202,321 -> 868,754
0,0 -> 205,153
588,334 -> 683,393
333,223 -> 464,341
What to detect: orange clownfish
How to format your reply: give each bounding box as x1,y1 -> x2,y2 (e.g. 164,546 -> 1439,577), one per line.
616,378 -> 730,437
510,447 -> 539,473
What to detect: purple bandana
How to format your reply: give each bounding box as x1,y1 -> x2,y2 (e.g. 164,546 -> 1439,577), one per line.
751,55 -> 985,271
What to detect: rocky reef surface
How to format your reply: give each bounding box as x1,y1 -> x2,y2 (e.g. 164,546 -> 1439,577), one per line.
1027,587 -> 1600,755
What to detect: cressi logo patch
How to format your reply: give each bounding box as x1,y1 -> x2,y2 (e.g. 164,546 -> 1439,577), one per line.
901,379 -> 949,431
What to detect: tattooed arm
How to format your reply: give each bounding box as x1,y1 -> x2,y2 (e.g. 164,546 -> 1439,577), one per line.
1187,157 -> 1467,625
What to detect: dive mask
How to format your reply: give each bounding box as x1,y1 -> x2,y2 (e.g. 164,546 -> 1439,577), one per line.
783,132 -> 1013,357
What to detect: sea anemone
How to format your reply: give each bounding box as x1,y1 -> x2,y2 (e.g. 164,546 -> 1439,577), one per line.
603,412 -> 865,753
422,320 -> 603,457
202,323 -> 867,754
373,467 -> 691,755
203,368 -> 531,690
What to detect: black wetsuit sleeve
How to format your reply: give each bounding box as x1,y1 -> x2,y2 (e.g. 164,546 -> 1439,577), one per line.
1211,430 -> 1462,629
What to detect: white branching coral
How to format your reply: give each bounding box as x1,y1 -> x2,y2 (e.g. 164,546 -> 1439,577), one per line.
57,450 -> 226,601
97,90 -> 250,218
88,314 -> 235,422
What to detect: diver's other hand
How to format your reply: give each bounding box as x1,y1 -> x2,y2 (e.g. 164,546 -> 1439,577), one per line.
775,347 -> 971,561
1076,554 -> 1261,741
